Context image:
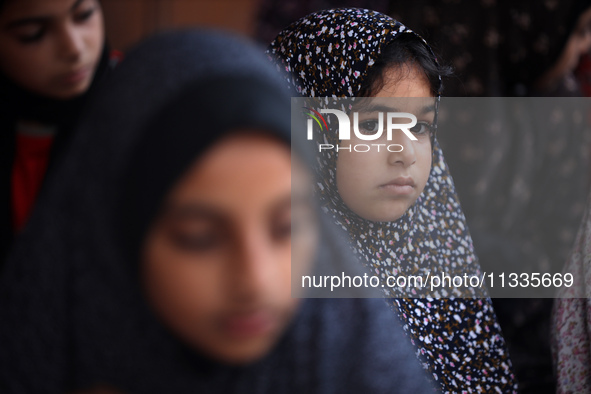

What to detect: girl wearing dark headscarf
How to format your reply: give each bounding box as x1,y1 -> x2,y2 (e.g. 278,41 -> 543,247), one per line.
0,29 -> 434,393
268,8 -> 518,393
0,0 -> 119,263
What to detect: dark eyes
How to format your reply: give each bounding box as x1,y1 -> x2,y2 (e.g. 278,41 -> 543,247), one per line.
168,218 -> 292,254
15,7 -> 97,44
358,119 -> 433,136
410,121 -> 433,136
272,220 -> 292,241
17,29 -> 45,44
358,120 -> 381,134
74,7 -> 97,23
170,232 -> 222,252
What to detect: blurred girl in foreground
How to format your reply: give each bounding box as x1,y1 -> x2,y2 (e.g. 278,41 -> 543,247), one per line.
0,30 -> 433,393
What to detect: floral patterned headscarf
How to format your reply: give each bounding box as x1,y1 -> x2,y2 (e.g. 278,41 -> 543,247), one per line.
552,189 -> 591,393
268,8 -> 518,393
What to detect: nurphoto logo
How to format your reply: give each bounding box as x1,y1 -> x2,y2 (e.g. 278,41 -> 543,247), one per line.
303,107 -> 418,152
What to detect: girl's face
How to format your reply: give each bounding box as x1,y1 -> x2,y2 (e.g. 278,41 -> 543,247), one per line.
336,65 -> 434,222
0,0 -> 104,99
143,133 -> 317,364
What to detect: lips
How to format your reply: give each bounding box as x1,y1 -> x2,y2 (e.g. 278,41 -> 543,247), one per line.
380,176 -> 415,187
379,177 -> 416,194
60,66 -> 92,85
219,309 -> 277,339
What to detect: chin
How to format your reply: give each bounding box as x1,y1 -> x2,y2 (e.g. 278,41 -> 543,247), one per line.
378,213 -> 406,223
61,85 -> 92,99
357,206 -> 409,223
214,342 -> 275,365
52,77 -> 94,99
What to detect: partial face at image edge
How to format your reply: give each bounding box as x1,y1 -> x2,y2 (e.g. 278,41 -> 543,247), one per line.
0,0 -> 104,99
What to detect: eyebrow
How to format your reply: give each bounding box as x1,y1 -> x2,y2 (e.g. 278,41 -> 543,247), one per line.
5,0 -> 86,29
163,204 -> 228,225
355,103 -> 436,116
163,194 -> 298,224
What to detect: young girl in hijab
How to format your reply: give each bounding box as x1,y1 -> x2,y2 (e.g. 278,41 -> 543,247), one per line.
268,8 -> 518,393
0,0 -> 118,263
0,30 -> 434,393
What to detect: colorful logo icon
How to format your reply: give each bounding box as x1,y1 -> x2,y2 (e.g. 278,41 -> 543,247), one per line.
303,107 -> 328,138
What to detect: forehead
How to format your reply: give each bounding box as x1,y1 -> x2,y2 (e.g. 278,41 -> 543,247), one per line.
0,0 -> 81,18
375,64 -> 433,98
356,66 -> 435,116
166,133 -> 293,208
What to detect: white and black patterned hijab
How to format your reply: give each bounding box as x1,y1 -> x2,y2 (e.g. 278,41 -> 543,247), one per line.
268,8 -> 518,393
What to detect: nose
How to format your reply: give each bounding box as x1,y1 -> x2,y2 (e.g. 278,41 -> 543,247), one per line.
57,23 -> 83,62
229,227 -> 275,303
387,130 -> 417,167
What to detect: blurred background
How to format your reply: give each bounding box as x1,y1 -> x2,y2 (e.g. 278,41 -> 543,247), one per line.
102,0 -> 591,97
101,0 -> 261,50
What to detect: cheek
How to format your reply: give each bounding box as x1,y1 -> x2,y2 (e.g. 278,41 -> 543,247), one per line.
85,12 -> 105,57
336,151 -> 379,203
291,223 -> 318,296
416,143 -> 433,191
0,43 -> 50,84
142,236 -> 222,348
291,170 -> 318,286
265,236 -> 296,304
